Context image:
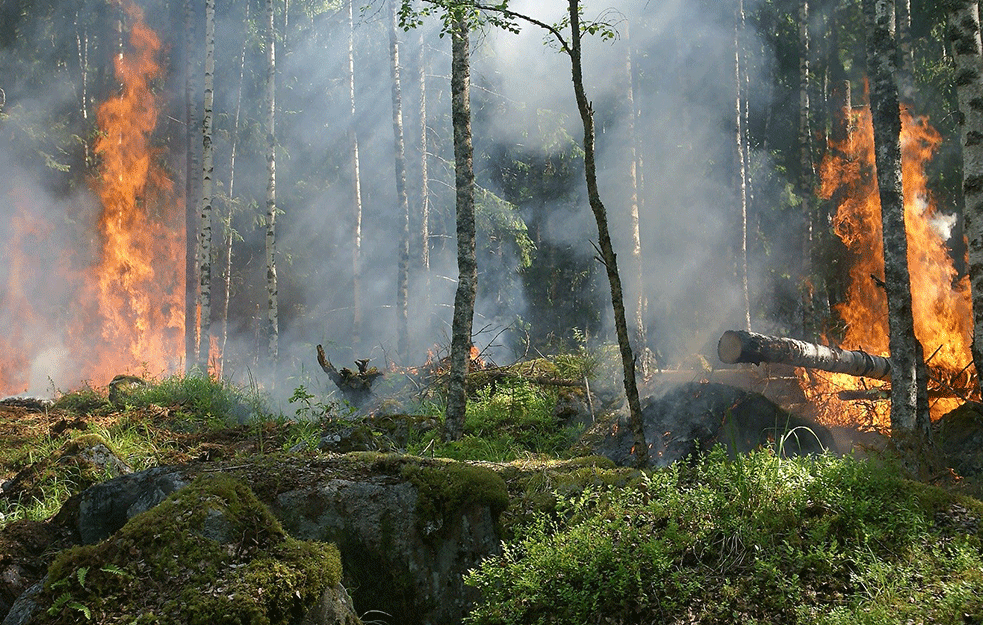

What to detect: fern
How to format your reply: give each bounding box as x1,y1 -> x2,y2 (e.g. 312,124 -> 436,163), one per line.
76,566 -> 88,589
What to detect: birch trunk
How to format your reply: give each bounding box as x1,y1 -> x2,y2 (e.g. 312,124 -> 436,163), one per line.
625,23 -> 648,376
948,0 -> 983,396
348,0 -> 364,349
567,0 -> 648,466
218,1 -> 250,372
735,0 -> 751,331
197,0 -> 215,373
265,0 -> 279,368
184,0 -> 199,372
389,0 -> 410,364
798,0 -> 821,338
444,16 -> 476,442
864,0 -> 929,439
417,21 -> 432,328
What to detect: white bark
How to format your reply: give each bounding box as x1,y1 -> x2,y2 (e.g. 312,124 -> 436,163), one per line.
949,0 -> 983,397
197,0 -> 215,372
265,0 -> 279,367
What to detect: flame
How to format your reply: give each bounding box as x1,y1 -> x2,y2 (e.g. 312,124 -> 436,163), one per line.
808,102 -> 977,429
0,0 -> 183,394
81,0 -> 183,383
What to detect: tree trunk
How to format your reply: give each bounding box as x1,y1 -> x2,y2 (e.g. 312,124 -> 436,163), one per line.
389,0 -> 411,364
799,0 -> 820,338
735,0 -> 751,332
567,0 -> 648,467
184,0 -> 199,373
417,20 -> 432,331
444,15 -> 476,442
718,329 -> 892,379
218,0 -> 250,374
265,0 -> 279,369
895,0 -> 915,101
197,0 -> 215,373
624,23 -> 648,377
948,0 -> 983,398
864,0 -> 929,440
348,0 -> 364,350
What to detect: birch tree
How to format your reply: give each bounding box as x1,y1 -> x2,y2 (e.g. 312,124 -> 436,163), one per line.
444,12 -> 476,442
625,22 -> 649,375
736,0 -> 751,332
947,0 -> 983,396
184,0 -> 199,372
197,0 -> 215,372
864,0 -> 930,457
265,0 -> 279,368
390,0 -> 411,364
348,0 -> 364,349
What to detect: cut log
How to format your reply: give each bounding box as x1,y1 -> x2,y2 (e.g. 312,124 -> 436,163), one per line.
717,330 -> 892,381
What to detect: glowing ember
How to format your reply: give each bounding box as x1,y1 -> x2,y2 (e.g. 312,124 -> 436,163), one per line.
809,102 -> 977,429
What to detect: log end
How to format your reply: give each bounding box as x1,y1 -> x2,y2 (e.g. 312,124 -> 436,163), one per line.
717,330 -> 746,364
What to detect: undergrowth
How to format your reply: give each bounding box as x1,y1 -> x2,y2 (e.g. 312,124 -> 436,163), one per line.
465,447 -> 983,625
408,376 -> 582,461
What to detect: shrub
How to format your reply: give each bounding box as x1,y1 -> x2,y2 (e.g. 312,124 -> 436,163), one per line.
465,450 -> 983,625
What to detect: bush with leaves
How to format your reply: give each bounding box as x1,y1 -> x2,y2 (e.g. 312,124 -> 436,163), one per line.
465,448 -> 983,624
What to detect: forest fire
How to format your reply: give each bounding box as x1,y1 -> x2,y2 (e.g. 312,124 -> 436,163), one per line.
0,0 -> 182,394
806,104 -> 977,429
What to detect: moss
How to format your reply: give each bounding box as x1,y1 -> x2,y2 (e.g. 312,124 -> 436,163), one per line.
400,460 -> 509,536
36,473 -> 341,625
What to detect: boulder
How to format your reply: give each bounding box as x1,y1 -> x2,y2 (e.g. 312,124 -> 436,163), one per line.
18,454 -> 507,625
7,473 -> 357,625
586,382 -> 837,467
934,402 -> 983,477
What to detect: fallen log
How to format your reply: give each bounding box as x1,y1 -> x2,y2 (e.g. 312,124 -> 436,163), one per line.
717,330 -> 892,381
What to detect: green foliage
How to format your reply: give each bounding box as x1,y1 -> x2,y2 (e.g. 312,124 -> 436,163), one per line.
122,373 -> 266,426
412,376 -> 582,461
465,450 -> 983,625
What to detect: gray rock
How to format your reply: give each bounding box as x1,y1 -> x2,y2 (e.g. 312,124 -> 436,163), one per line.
73,467 -> 188,543
1,579 -> 42,625
588,382 -> 837,467
274,475 -> 501,625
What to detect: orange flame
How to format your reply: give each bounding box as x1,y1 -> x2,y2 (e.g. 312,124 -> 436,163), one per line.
809,102 -> 976,429
0,0 -> 183,394
81,0 -> 183,383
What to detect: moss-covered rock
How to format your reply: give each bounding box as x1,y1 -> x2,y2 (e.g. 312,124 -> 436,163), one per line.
32,473 -> 348,625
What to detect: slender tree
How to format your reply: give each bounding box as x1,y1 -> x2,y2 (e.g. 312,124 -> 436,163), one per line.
798,0 -> 821,338
736,0 -> 751,332
184,0 -> 199,372
265,0 -> 279,369
417,18 -> 432,330
864,0 -> 930,459
948,0 -> 983,396
218,0 -> 251,373
390,0 -> 411,364
565,0 -> 648,466
348,0 -> 364,349
197,0 -> 215,373
444,12 -> 476,442
625,22 -> 649,375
